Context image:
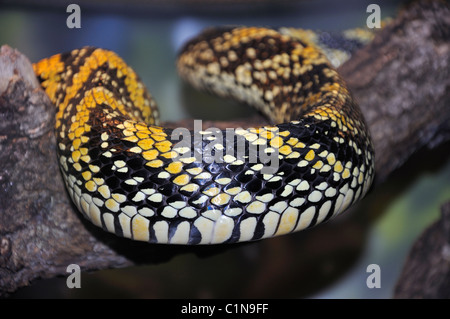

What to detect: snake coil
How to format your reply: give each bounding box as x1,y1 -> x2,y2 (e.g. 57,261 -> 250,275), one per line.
33,27 -> 375,245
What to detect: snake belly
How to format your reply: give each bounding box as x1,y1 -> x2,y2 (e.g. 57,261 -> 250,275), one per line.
33,27 -> 375,245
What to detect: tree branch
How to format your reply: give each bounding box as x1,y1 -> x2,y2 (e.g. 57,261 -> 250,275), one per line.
0,0 -> 449,296
394,201 -> 450,298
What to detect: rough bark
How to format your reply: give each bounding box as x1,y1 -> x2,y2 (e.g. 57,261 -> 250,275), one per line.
394,201 -> 450,298
0,0 -> 449,297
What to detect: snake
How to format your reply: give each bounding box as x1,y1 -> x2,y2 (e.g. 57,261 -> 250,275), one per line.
33,26 -> 375,245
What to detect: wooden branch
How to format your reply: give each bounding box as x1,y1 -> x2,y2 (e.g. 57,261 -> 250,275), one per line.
394,200 -> 450,298
338,0 -> 450,182
0,0 -> 449,296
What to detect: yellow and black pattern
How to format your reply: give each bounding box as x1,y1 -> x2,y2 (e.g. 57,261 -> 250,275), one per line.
33,27 -> 375,245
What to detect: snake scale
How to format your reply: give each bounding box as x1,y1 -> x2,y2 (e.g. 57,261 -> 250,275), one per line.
33,27 -> 375,245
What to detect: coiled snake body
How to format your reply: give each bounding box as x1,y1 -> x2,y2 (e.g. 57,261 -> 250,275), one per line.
33,27 -> 375,245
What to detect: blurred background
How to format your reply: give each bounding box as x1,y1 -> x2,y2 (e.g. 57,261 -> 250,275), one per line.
1,0 -> 449,298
